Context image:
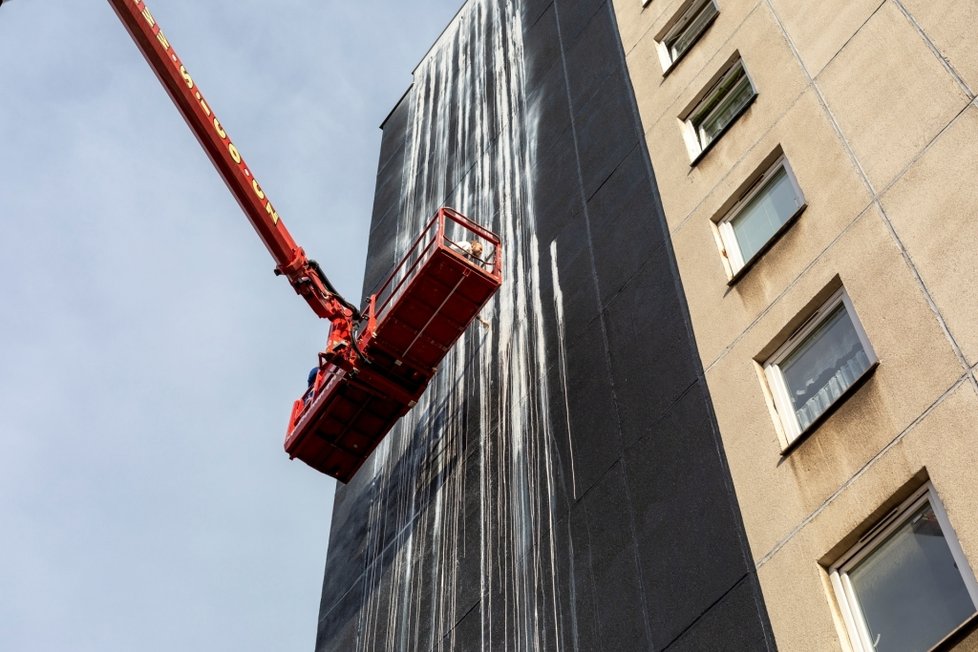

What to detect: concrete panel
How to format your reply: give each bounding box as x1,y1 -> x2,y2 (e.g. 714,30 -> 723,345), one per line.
626,0 -> 761,134
902,0 -> 978,92
642,3 -> 808,230
706,208 -> 964,558
881,105 -> 978,366
623,26 -> 668,136
671,88 -> 872,368
948,626 -> 978,652
816,2 -> 970,190
611,0 -> 674,56
756,382 -> 978,651
768,0 -> 884,77
613,0 -> 763,54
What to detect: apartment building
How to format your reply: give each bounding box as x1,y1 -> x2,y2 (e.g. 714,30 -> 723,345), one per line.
612,0 -> 978,649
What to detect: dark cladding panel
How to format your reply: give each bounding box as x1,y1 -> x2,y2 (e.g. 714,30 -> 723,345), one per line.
624,385 -> 754,647
561,318 -> 622,498
665,576 -> 774,652
577,462 -> 652,650
562,2 -> 622,113
547,211 -> 600,341
319,481 -> 371,619
605,258 -> 702,449
571,65 -> 644,201
370,148 -> 405,229
377,91 -> 411,180
522,4 -> 562,93
361,206 -> 399,299
525,59 -> 574,169
521,0 -> 552,29
588,144 -> 669,304
554,0 -> 608,45
316,576 -> 363,652
320,1 -> 774,650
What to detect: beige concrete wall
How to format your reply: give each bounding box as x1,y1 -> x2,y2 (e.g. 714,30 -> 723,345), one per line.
612,0 -> 978,648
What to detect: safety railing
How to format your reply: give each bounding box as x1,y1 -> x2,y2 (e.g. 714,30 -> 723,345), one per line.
366,208 -> 502,334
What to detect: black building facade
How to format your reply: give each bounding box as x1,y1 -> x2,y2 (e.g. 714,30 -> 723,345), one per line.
316,1 -> 774,649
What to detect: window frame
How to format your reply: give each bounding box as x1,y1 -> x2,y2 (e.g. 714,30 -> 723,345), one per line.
656,0 -> 720,75
715,154 -> 806,280
829,483 -> 978,652
681,56 -> 757,164
764,288 -> 877,447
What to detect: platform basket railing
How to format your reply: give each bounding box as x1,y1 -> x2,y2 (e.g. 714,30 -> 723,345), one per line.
366,208 -> 502,334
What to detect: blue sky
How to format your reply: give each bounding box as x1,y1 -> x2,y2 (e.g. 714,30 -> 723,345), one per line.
0,1 -> 461,649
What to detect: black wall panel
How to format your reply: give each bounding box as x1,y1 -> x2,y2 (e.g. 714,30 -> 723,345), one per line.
316,1 -> 774,650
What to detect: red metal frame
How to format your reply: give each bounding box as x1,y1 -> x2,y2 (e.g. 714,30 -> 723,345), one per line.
369,209 -> 501,324
285,208 -> 502,481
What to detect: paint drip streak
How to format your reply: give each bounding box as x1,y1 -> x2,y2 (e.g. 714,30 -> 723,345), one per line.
357,2 -> 574,650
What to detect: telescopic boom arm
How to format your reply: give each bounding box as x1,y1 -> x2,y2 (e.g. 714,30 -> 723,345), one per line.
108,0 -> 505,481
108,0 -> 357,349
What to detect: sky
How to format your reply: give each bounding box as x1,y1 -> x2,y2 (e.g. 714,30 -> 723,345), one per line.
0,1 -> 462,650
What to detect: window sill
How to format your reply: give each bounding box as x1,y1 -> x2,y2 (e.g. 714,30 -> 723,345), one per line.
778,360 -> 880,459
931,611 -> 978,651
726,204 -> 807,286
688,92 -> 758,168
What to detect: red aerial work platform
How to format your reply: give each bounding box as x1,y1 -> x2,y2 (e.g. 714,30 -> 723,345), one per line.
108,0 -> 503,482
285,208 -> 502,482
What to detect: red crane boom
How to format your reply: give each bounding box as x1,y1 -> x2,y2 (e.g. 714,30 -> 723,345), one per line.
108,0 -> 356,350
108,0 -> 503,482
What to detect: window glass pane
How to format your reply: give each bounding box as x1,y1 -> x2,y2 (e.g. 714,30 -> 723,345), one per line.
780,304 -> 870,431
730,166 -> 798,263
849,502 -> 976,652
668,1 -> 718,60
697,70 -> 753,145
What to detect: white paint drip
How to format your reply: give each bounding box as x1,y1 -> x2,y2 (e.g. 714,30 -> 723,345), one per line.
354,2 -> 575,650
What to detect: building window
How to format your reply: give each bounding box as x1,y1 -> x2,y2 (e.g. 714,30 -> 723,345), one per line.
830,484 -> 978,652
657,0 -> 719,73
764,288 -> 876,445
716,155 -> 805,278
682,57 -> 756,161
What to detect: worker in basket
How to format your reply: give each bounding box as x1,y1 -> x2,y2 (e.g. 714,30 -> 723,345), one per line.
303,366 -> 319,406
455,239 -> 493,329
457,238 -> 484,262
457,238 -> 496,275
